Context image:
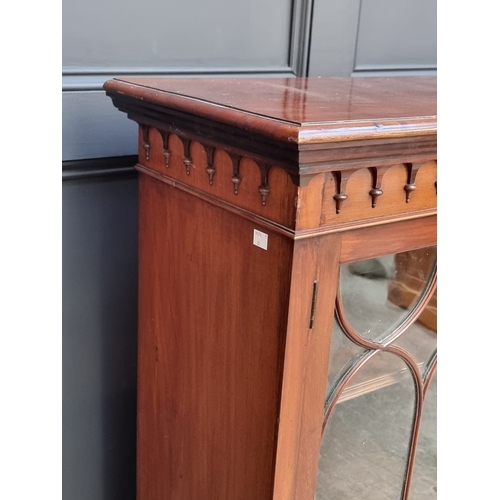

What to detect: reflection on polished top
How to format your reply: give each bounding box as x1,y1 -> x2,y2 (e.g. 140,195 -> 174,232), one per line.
103,77 -> 436,144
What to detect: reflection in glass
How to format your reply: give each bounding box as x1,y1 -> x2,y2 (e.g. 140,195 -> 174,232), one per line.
316,247 -> 437,500
340,247 -> 436,343
324,317 -> 365,400
316,353 -> 415,500
325,306 -> 437,404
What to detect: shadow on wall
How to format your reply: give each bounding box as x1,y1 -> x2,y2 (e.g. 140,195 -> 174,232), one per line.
62,173 -> 138,500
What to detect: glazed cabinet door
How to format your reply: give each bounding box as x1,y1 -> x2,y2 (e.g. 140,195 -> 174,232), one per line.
314,246 -> 437,500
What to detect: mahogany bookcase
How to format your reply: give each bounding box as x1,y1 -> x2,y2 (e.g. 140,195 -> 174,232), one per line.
104,77 -> 437,500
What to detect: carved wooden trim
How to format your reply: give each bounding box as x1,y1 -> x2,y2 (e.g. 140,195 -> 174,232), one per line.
333,170 -> 355,214
404,162 -> 423,203
137,124 -> 289,209
135,123 -> 437,233
258,163 -> 272,206
296,162 -> 437,231
369,166 -> 390,208
180,136 -> 192,175
230,154 -> 242,195
161,130 -> 171,168
204,144 -> 216,185
134,124 -> 298,229
329,162 -> 436,216
140,125 -> 151,161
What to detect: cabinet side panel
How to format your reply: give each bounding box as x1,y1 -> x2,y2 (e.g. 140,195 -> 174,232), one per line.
137,173 -> 294,500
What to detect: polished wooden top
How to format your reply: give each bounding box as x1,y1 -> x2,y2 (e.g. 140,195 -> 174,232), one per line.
103,77 -> 436,145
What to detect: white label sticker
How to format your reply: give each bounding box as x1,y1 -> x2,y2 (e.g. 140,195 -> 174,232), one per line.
253,229 -> 268,250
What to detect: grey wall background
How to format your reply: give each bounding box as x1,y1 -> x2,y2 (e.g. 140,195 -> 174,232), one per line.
62,1 -> 436,498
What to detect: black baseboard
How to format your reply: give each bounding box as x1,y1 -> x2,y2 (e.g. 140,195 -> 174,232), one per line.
62,155 -> 138,180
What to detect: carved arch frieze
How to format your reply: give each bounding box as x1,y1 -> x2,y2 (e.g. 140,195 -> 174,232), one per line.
137,124 -> 437,231
138,125 -> 283,205
296,162 -> 437,230
329,163 -> 436,216
135,124 -> 298,229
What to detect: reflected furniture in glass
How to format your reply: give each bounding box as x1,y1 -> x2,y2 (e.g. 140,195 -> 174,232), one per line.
104,77 -> 437,500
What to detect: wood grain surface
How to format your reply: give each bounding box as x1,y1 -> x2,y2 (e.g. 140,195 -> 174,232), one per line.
104,77 -> 436,143
137,174 -> 294,499
273,234 -> 342,500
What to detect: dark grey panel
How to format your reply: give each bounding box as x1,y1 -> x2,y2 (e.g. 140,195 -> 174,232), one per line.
289,0 -> 315,76
62,91 -> 138,161
63,0 -> 292,71
308,0 -> 362,76
62,70 -> 297,92
354,0 -> 437,71
62,173 -> 138,500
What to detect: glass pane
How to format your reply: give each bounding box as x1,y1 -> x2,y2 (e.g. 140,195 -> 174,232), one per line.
317,246 -> 437,500
393,298 -> 437,376
325,317 -> 366,401
339,246 -> 436,343
316,352 -> 415,500
409,374 -> 437,499
325,298 -> 437,403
